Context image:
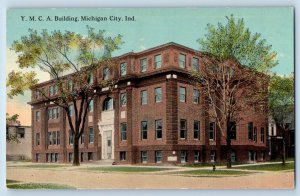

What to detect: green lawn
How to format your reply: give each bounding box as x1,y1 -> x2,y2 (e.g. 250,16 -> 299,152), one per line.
235,162 -> 294,171
7,183 -> 74,189
174,169 -> 250,176
85,166 -> 172,173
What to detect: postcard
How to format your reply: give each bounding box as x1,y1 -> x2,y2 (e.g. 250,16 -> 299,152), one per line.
6,8 -> 294,189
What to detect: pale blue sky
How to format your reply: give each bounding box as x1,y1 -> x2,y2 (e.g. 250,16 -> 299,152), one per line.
7,7 -> 294,75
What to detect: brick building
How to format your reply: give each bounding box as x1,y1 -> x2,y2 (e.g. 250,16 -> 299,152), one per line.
6,120 -> 32,161
30,42 -> 268,164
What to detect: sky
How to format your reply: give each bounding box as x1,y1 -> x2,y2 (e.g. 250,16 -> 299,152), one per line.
6,7 -> 294,125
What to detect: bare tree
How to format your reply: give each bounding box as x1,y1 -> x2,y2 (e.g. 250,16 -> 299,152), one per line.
191,57 -> 268,168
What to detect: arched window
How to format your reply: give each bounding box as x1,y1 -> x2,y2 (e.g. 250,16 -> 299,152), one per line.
103,97 -> 113,111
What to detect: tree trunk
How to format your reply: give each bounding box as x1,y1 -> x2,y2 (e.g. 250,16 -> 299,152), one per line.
282,139 -> 286,166
226,138 -> 232,168
73,135 -> 80,166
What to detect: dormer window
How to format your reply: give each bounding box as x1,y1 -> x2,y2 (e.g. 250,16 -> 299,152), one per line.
179,54 -> 186,68
103,67 -> 109,80
140,58 -> 147,72
88,73 -> 93,84
120,62 -> 127,76
154,54 -> 162,69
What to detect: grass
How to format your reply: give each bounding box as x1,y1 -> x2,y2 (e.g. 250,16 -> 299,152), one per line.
173,169 -> 250,176
235,162 -> 294,171
85,166 -> 172,173
6,179 -> 20,184
7,183 -> 74,189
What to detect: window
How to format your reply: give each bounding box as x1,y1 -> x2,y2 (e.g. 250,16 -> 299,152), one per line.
17,128 -> 25,138
48,108 -> 59,119
192,57 -> 199,71
81,133 -> 84,144
155,151 -> 162,163
271,125 -> 274,136
231,151 -> 236,162
155,87 -> 162,103
120,93 -> 127,107
69,130 -> 74,145
194,151 -> 200,162
36,89 -> 41,99
210,151 -> 216,162
121,123 -> 127,141
194,121 -> 200,139
154,54 -> 162,69
179,54 -> 186,68
53,131 -> 57,145
87,100 -> 93,112
35,153 -> 40,162
48,132 -> 52,145
209,122 -> 215,140
120,62 -> 127,76
120,151 -> 126,161
229,121 -> 236,140
103,97 -> 113,111
155,120 -> 162,139
141,151 -> 148,163
36,133 -> 40,146
69,153 -> 73,162
88,152 -> 93,161
103,67 -> 109,80
179,87 -> 186,102
89,127 -> 94,143
46,153 -> 50,162
48,109 -> 53,120
57,131 -> 60,145
140,58 -> 147,72
141,121 -> 148,140
180,119 -> 187,139
68,105 -> 74,116
36,111 -> 40,122
81,152 -> 84,162
68,80 -> 73,91
180,151 -> 187,163
141,90 -> 148,105
88,73 -> 93,84
55,153 -> 58,162
51,153 -> 54,162
49,85 -> 54,96
54,85 -> 58,95
261,127 -> 265,143
248,122 -> 253,140
249,151 -> 256,161
253,127 -> 257,142
193,89 -> 199,104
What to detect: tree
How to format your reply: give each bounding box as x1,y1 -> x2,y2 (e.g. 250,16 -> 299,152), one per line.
6,113 -> 20,143
192,15 -> 276,168
268,74 -> 294,165
7,26 -> 123,166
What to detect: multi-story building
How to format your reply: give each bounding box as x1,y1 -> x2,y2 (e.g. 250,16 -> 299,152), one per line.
30,42 -> 268,164
6,120 -> 32,161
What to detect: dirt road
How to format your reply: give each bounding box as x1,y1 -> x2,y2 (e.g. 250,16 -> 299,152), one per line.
6,166 -> 294,189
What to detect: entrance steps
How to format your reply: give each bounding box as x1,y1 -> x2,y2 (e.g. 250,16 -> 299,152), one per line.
91,159 -> 115,165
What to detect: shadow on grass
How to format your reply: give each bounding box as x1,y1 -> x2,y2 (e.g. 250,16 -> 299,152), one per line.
7,183 -> 75,189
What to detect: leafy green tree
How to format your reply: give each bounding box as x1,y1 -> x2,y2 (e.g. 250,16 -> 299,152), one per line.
6,113 -> 20,143
192,15 -> 276,168
269,74 -> 294,165
7,26 -> 123,166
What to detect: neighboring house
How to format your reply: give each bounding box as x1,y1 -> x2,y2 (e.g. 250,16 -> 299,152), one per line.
6,120 -> 32,161
268,115 -> 295,160
29,42 -> 268,164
